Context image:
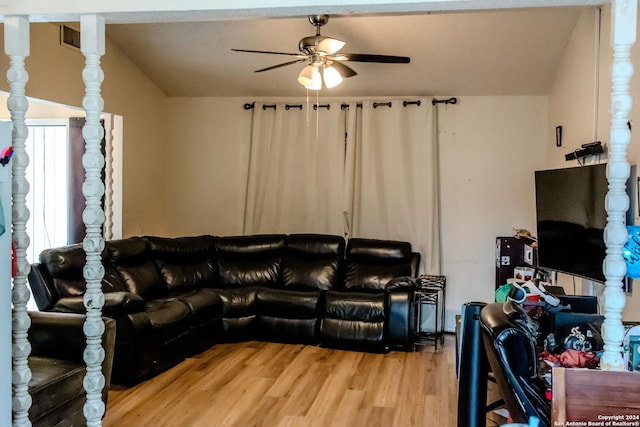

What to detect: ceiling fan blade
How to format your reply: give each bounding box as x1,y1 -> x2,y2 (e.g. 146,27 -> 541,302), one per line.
330,61 -> 357,78
254,59 -> 306,73
340,53 -> 411,64
232,48 -> 304,58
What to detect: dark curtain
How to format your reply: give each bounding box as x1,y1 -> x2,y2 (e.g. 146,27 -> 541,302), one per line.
68,118 -> 106,244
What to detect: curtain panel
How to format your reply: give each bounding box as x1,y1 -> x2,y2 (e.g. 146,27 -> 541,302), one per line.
243,98 -> 441,274
347,98 -> 440,274
243,102 -> 347,236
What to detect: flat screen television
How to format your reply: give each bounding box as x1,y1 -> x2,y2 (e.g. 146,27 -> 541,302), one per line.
534,163 -> 636,283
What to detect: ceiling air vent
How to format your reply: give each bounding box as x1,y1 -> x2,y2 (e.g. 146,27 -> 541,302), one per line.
60,24 -> 81,51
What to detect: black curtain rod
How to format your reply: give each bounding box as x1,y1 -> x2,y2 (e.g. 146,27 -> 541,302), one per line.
244,98 -> 458,110
341,103 -> 363,110
373,101 -> 392,109
243,103 -> 305,110
432,97 -> 457,105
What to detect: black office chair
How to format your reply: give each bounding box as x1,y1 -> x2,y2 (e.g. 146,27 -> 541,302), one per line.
479,301 -> 551,427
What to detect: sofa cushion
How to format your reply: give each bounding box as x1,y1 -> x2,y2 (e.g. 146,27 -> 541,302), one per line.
256,287 -> 321,319
169,287 -> 222,325
107,238 -> 167,299
38,244 -> 127,299
215,235 -> 285,288
145,235 -> 216,291
28,356 -> 86,424
145,299 -> 192,343
256,287 -> 321,344
320,291 -> 386,347
282,234 -> 345,291
320,317 -> 385,344
345,238 -> 412,291
215,287 -> 258,317
323,291 -> 386,322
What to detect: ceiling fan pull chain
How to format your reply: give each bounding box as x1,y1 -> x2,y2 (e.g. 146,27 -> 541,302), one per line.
316,90 -> 319,143
306,89 -> 310,127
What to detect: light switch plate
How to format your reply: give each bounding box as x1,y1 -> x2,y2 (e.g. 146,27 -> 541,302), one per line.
524,245 -> 533,265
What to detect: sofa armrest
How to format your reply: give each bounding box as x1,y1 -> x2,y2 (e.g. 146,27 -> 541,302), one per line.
385,276 -> 417,291
53,291 -> 146,317
386,288 -> 415,350
28,263 -> 57,311
384,277 -> 417,350
29,311 -> 115,362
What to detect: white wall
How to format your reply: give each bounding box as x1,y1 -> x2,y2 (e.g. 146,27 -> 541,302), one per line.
165,97 -> 253,236
547,7 -> 600,169
166,95 -> 549,331
439,96 -> 547,330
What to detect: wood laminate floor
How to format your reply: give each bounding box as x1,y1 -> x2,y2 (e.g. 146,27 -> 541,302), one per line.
103,335 -> 482,427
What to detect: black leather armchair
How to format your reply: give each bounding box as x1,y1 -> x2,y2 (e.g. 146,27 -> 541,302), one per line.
479,301 -> 551,427
28,311 -> 116,427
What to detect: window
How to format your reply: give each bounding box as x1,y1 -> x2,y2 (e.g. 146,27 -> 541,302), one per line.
25,122 -> 69,266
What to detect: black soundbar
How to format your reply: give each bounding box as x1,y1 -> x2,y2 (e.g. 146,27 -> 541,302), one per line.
565,142 -> 604,161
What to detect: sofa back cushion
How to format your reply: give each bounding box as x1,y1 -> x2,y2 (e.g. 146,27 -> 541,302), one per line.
38,244 -> 127,299
282,234 -> 345,291
106,237 -> 166,299
215,235 -> 285,288
144,235 -> 216,291
345,238 -> 412,291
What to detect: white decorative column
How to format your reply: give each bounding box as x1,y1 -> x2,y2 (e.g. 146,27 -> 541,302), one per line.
80,15 -> 107,426
5,16 -> 32,427
602,0 -> 637,371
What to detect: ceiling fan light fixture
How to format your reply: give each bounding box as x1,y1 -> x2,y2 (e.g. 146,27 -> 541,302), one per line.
317,37 -> 345,55
299,36 -> 345,55
323,64 -> 343,88
298,64 -> 322,90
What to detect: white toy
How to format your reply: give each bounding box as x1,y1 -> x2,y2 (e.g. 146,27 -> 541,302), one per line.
508,280 -> 561,307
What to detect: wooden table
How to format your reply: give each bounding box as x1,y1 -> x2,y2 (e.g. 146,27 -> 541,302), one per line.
552,367 -> 640,424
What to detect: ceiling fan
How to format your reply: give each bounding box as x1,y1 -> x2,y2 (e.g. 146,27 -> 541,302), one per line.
232,14 -> 411,90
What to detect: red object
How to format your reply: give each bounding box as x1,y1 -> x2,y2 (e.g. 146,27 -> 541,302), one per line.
540,349 -> 600,369
11,242 -> 16,277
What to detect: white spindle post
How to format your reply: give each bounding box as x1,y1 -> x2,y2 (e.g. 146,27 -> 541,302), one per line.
602,0 -> 637,371
5,16 -> 32,427
4,16 -> 31,426
80,15 -> 107,426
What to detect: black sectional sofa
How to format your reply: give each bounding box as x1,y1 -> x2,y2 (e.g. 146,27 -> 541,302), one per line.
28,233 -> 420,384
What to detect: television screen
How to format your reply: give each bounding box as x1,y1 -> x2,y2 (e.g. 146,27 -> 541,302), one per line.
535,163 -> 635,283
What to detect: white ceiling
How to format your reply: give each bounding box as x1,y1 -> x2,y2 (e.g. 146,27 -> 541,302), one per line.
104,7 -> 587,97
